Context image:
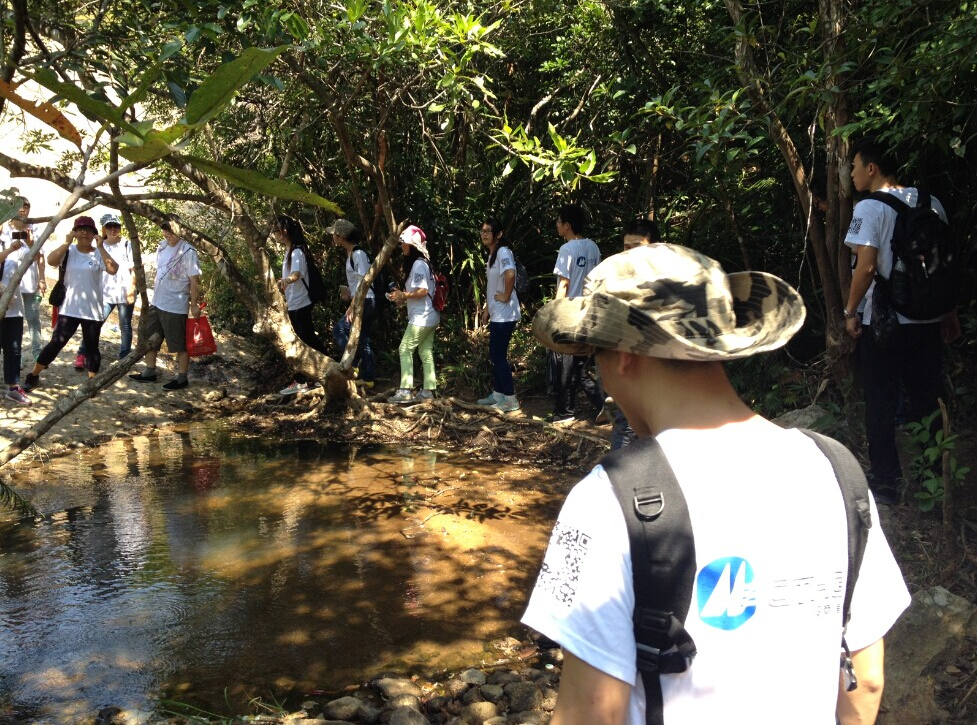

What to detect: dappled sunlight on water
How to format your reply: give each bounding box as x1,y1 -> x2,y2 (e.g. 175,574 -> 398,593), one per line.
0,424 -> 564,721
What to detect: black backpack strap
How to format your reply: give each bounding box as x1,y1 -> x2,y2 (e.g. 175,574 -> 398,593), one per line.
601,437 -> 697,725
867,190 -> 909,215
798,429 -> 873,691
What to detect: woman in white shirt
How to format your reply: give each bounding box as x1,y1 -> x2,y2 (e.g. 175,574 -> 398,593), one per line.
76,213 -> 136,367
275,215 -> 328,395
476,217 -> 521,412
23,215 -> 119,392
0,236 -> 31,404
386,225 -> 439,404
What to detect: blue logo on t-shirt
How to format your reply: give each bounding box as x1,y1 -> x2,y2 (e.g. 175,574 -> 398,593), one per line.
575,255 -> 588,267
697,556 -> 757,630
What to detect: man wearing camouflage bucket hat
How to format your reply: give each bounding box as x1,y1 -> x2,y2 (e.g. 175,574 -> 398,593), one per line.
522,244 -> 910,724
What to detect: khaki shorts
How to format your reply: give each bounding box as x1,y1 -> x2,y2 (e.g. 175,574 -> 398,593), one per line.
141,305 -> 188,353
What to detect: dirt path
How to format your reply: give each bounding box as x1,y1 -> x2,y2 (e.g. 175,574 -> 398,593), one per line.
0,304 -> 264,466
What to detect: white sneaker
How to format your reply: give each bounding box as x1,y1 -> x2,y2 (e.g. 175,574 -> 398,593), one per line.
413,389 -> 435,402
5,386 -> 32,406
492,395 -> 520,413
279,381 -> 308,396
387,388 -> 415,404
477,391 -> 502,406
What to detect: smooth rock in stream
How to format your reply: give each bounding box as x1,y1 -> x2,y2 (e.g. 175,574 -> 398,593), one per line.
388,705 -> 431,725
505,681 -> 542,712
459,668 -> 487,686
461,700 -> 498,724
324,696 -> 363,721
376,677 -> 423,698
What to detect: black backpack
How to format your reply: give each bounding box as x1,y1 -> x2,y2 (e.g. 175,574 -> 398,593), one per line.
870,190 -> 957,320
298,246 -> 327,305
352,245 -> 393,313
601,429 -> 872,725
499,246 -> 529,302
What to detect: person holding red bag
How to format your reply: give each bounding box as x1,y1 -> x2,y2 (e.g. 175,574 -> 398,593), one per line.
128,222 -> 202,391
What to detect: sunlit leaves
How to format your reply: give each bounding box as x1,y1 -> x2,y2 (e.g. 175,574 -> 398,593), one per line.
0,80 -> 82,148
184,46 -> 288,127
182,155 -> 343,214
493,121 -> 615,190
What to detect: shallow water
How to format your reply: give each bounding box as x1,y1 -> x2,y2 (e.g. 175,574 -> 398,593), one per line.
0,425 -> 564,722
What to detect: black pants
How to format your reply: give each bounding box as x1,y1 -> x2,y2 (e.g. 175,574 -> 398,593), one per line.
38,315 -> 103,373
858,322 -> 944,485
552,352 -> 605,418
1,316 -> 24,385
287,304 -> 328,384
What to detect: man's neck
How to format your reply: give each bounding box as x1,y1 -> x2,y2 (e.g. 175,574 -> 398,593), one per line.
625,358 -> 756,437
869,175 -> 902,193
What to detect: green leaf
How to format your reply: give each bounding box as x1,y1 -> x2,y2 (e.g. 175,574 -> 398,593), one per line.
31,68 -> 138,135
167,81 -> 188,108
184,46 -> 288,127
0,188 -> 25,224
161,39 -> 184,60
182,155 -> 343,213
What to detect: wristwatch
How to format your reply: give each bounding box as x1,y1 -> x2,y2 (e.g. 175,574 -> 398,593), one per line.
843,308 -> 856,320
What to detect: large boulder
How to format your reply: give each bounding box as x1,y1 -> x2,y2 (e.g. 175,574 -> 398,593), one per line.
881,586 -> 977,723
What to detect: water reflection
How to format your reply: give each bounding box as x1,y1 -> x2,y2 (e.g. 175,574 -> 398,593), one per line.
0,425 -> 560,721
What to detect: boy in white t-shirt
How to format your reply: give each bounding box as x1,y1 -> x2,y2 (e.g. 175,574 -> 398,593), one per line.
524,245 -> 910,724
549,203 -> 604,424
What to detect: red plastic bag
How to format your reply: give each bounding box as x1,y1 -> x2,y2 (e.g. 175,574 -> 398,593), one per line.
186,308 -> 217,357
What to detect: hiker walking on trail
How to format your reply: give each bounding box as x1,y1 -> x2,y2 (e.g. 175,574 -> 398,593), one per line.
0,198 -> 45,361
329,218 -> 377,390
274,215 -> 330,396
475,217 -> 521,413
547,203 -> 604,425
523,245 -> 910,724
75,213 -> 137,367
843,138 -> 950,506
386,225 -> 439,404
23,216 -> 120,392
128,222 -> 202,391
0,234 -> 31,405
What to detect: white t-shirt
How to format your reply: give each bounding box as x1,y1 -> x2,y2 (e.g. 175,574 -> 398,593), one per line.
553,237 -> 600,299
1,244 -> 26,318
406,258 -> 439,328
282,247 -> 312,311
346,248 -> 375,300
101,238 -> 134,305
153,241 -> 201,314
59,248 -> 107,321
523,419 -> 911,725
487,246 -> 521,323
0,223 -> 41,293
845,188 -> 947,325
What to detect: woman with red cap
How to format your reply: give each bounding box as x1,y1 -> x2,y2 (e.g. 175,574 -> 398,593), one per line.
23,215 -> 119,391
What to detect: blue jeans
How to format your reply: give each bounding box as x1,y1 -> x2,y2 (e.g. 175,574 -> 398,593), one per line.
21,292 -> 43,359
333,297 -> 376,381
488,320 -> 517,396
79,301 -> 134,359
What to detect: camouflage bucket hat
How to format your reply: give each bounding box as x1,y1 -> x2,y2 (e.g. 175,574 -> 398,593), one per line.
532,243 -> 806,361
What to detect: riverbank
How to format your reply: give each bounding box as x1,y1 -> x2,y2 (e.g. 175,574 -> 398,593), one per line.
4,323 -> 977,725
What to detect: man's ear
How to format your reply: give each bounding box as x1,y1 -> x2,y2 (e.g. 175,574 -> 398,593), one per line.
617,350 -> 641,377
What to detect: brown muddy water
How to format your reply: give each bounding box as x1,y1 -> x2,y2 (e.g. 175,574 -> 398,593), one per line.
0,424 -> 566,722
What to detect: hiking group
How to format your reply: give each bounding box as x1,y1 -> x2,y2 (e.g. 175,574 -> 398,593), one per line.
1,203 -> 203,403
1,136 -> 960,723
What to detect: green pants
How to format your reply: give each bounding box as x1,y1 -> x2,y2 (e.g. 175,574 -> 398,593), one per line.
399,323 -> 438,390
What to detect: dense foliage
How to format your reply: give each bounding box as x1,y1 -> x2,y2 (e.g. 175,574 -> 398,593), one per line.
2,0 -> 974,402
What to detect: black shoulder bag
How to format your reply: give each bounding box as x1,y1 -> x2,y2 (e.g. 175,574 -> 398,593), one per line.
48,248 -> 69,306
